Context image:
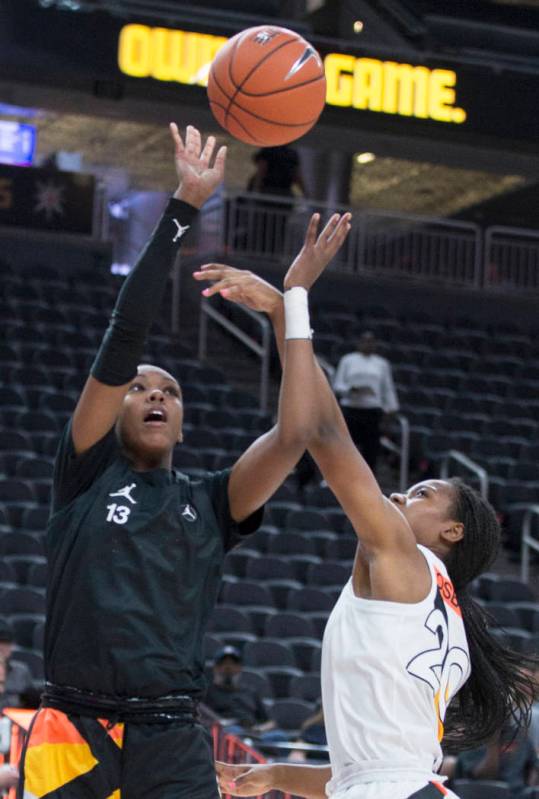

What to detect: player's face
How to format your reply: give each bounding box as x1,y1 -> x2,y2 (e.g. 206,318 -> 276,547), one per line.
389,480 -> 458,547
117,366 -> 183,459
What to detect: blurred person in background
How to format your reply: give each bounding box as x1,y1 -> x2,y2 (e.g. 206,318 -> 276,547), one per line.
247,146 -> 305,198
333,332 -> 399,474
238,145 -> 305,255
204,645 -> 285,743
0,621 -> 33,711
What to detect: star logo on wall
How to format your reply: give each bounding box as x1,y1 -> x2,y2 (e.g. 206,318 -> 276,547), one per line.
34,180 -> 65,220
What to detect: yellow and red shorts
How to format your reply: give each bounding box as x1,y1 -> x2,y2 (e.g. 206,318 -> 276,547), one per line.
18,707 -> 219,798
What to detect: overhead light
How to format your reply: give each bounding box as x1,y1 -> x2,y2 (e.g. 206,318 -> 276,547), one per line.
353,20 -> 364,33
356,152 -> 376,164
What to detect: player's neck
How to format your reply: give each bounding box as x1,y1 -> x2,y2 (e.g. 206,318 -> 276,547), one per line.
125,448 -> 173,472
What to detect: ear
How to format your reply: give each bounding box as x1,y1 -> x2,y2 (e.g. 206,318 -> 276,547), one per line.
441,522 -> 464,544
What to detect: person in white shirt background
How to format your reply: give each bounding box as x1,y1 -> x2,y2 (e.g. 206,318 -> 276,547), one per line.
333,332 -> 399,474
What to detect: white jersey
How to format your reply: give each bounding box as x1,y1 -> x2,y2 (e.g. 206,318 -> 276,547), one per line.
321,545 -> 470,796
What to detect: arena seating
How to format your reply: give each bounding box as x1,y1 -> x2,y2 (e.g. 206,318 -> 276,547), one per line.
0,256 -> 538,737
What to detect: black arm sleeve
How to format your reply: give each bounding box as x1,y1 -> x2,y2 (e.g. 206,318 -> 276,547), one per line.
91,197 -> 199,386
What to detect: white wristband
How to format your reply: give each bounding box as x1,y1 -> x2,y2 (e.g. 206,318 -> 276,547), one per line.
284,286 -> 313,340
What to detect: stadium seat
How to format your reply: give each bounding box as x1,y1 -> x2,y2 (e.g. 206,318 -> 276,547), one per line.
267,532 -> 318,557
239,668 -> 273,699
264,613 -> 316,640
270,699 -> 314,732
306,561 -> 350,588
0,533 -> 44,557
286,509 -> 331,532
507,602 -> 539,633
207,606 -> 254,635
246,556 -> 295,582
485,603 -> 521,629
287,587 -> 334,613
243,640 -> 296,669
223,549 -> 260,579
288,638 -> 322,672
12,648 -> 44,680
289,673 -> 321,703
288,555 -> 322,582
265,579 -> 303,610
0,586 -> 46,614
489,579 -> 536,603
262,667 -> 304,699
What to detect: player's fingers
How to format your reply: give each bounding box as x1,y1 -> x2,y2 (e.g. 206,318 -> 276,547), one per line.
193,268 -> 225,281
185,125 -> 201,156
191,126 -> 202,157
304,213 -> 320,246
213,144 -> 228,174
320,213 -> 341,243
200,135 -> 216,166
169,122 -> 184,152
332,213 -> 352,243
201,276 -> 237,297
197,262 -> 238,272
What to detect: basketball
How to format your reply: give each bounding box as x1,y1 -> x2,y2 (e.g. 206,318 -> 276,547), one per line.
207,25 -> 326,146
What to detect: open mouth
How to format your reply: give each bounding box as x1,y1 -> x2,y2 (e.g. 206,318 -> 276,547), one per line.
143,408 -> 168,425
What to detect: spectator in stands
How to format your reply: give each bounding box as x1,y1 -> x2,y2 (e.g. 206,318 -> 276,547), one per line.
441,720 -> 538,797
0,621 -> 33,710
241,145 -> 305,255
196,222 -> 537,799
204,645 -> 285,743
248,146 -> 305,198
18,124 -> 322,799
333,332 -> 399,473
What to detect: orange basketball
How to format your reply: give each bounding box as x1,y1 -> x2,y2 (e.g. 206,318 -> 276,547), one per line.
207,25 -> 326,146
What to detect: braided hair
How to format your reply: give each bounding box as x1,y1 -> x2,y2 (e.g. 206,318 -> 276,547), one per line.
442,478 -> 538,751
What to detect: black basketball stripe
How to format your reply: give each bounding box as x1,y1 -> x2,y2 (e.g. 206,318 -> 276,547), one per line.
225,35 -> 299,126
213,58 -> 321,127
227,91 -> 322,128
208,100 -> 266,145
231,72 -> 325,98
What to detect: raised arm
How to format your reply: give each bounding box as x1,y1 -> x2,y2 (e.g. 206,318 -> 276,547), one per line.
215,214 -> 350,523
194,216 -> 429,602
71,124 -> 226,454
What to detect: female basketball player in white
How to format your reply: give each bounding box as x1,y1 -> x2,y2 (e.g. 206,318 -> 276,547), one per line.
197,215 -> 536,799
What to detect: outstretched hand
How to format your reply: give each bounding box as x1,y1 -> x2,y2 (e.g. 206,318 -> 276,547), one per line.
193,264 -> 282,316
170,123 -> 227,209
215,761 -> 274,797
284,212 -> 352,291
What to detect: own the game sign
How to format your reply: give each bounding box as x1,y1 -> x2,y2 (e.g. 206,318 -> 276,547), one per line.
0,164 -> 95,235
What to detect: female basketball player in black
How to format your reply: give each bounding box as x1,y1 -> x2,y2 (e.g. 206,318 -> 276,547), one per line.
17,125 -> 350,799
196,222 -> 537,799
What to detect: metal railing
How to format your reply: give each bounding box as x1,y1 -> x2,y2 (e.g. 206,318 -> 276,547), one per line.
520,504 -> 539,584
484,225 -> 539,293
198,190 -> 483,288
198,298 -> 271,413
195,191 -> 539,295
440,450 -> 489,500
380,414 -> 410,493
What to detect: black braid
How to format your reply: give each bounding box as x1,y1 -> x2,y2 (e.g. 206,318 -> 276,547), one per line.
442,478 -> 538,751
